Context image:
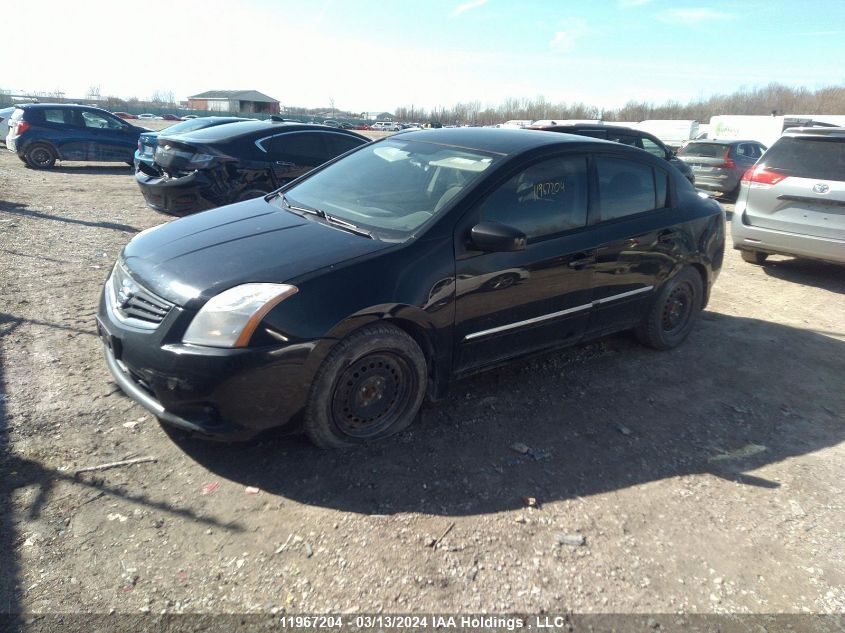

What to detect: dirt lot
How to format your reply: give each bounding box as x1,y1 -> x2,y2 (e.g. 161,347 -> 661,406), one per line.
0,145 -> 843,619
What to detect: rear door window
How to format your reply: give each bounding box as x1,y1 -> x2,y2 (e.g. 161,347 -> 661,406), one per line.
596,156 -> 661,221
263,132 -> 332,166
762,136 -> 845,181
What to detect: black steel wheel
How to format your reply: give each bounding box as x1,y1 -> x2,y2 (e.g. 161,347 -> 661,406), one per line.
330,352 -> 418,439
24,143 -> 57,169
661,282 -> 694,335
304,323 -> 427,448
636,267 -> 703,350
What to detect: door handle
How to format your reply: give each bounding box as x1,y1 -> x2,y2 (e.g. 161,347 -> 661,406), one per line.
275,161 -> 295,168
658,229 -> 680,243
568,253 -> 596,269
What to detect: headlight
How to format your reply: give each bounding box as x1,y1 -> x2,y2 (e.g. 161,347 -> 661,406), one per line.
182,283 -> 298,348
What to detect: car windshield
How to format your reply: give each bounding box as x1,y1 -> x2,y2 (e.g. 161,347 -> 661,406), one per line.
762,137 -> 845,181
678,143 -> 728,158
279,138 -> 499,240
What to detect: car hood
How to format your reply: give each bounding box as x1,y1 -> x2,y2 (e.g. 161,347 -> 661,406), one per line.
122,197 -> 394,307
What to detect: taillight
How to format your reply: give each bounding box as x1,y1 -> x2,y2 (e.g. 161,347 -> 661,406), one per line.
741,165 -> 788,186
14,120 -> 30,135
720,148 -> 736,170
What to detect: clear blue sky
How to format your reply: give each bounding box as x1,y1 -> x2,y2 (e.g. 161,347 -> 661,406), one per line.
5,0 -> 845,113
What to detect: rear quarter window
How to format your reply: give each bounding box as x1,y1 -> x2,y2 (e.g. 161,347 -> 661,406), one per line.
42,109 -> 71,124
323,133 -> 367,156
762,137 -> 845,181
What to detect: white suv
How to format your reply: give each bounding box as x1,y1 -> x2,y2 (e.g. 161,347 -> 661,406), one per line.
732,127 -> 845,265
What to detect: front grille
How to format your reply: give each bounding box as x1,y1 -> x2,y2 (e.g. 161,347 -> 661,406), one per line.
110,263 -> 173,329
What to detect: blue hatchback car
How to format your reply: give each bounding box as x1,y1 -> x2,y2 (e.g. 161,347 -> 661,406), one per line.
6,103 -> 148,169
134,116 -> 248,170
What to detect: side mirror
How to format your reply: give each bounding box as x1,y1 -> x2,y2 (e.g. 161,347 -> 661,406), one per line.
470,221 -> 527,252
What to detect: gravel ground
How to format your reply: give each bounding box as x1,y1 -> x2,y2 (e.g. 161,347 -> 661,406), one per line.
1,145 -> 843,617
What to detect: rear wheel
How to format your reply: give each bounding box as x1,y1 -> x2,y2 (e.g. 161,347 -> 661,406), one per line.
636,267 -> 703,351
24,143 -> 57,169
740,249 -> 768,265
304,323 -> 427,448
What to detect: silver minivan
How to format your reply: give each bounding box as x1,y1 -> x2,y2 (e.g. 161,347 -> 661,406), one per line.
732,127 -> 845,265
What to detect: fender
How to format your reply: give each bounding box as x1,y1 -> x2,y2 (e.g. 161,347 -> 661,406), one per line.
307,303 -> 452,402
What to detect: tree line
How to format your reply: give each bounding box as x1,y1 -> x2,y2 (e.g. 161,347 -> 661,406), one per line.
393,83 -> 845,125
4,82 -> 844,124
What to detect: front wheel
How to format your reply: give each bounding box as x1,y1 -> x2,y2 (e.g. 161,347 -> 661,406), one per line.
24,143 -> 57,169
304,323 -> 427,448
635,267 -> 703,351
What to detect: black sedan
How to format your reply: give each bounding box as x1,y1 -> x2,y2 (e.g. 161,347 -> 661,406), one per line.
135,121 -> 368,215
98,128 -> 725,447
527,123 -> 696,184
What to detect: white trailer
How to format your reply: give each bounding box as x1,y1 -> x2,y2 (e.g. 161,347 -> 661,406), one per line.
636,120 -> 700,149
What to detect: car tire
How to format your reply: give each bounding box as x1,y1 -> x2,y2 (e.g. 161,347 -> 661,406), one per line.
304,323 -> 427,449
24,143 -> 57,169
635,267 -> 703,351
740,249 -> 768,265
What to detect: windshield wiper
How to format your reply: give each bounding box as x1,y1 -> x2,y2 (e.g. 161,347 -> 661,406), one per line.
281,194 -> 324,218
322,214 -> 374,239
281,195 -> 373,239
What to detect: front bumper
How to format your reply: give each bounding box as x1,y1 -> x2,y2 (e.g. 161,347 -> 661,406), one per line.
135,170 -> 223,216
97,288 -> 321,440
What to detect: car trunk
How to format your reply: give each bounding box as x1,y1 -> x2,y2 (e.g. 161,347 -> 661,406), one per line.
678,143 -> 735,177
744,136 -> 845,240
154,139 -> 219,176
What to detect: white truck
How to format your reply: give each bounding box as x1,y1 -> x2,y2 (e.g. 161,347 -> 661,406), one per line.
636,120 -> 700,149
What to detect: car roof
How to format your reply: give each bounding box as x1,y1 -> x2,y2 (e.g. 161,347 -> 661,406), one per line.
687,138 -> 759,145
394,127 -> 615,155
530,124 -> 637,133
782,126 -> 845,138
163,120 -> 366,143
18,103 -> 110,111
